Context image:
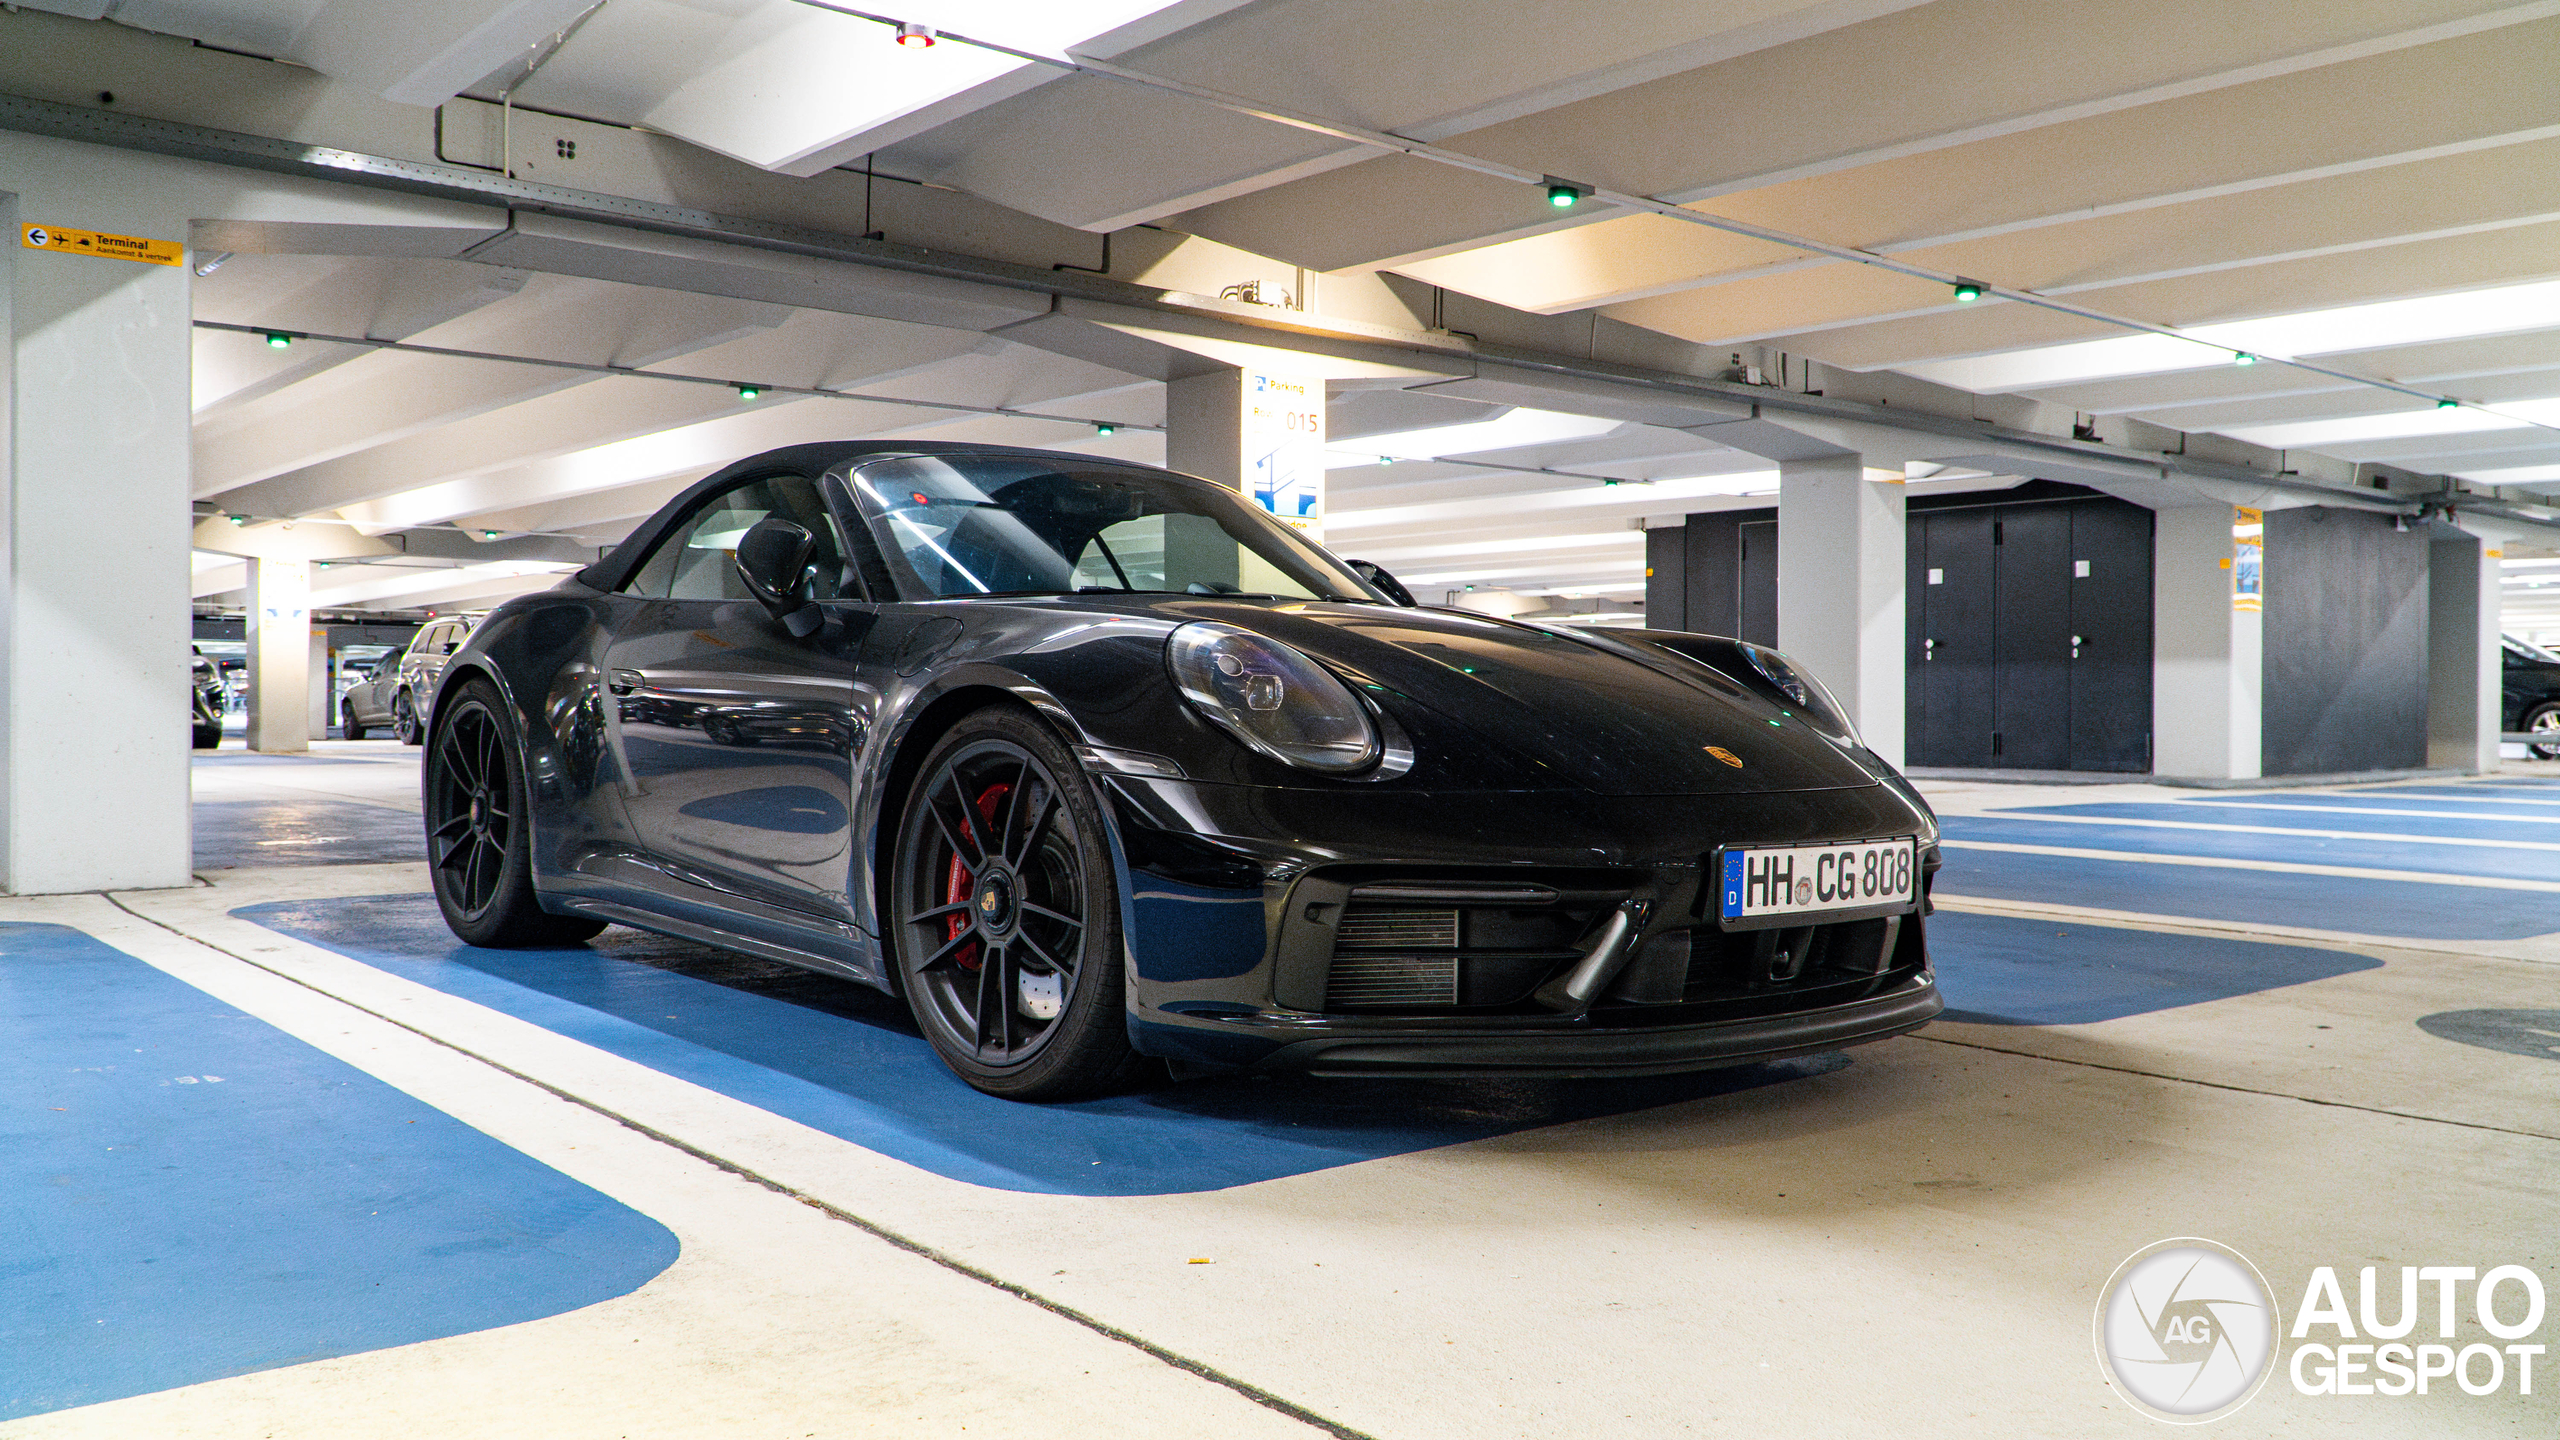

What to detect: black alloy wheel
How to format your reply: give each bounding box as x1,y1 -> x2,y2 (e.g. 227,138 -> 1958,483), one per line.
393,688 -> 423,746
892,707 -> 1136,1100
341,698 -> 367,742
425,677 -> 606,948
2529,702 -> 2560,761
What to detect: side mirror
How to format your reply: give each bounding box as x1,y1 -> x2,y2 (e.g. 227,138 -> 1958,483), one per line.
1345,559 -> 1416,607
735,516 -> 825,638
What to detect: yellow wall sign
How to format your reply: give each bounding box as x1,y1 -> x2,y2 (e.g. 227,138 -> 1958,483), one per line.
20,223 -> 182,266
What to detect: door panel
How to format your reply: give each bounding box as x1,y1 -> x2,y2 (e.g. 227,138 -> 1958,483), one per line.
1993,506 -> 2073,770
2068,503 -> 2155,770
604,599 -> 872,919
598,472 -> 876,921
1913,510 -> 1996,767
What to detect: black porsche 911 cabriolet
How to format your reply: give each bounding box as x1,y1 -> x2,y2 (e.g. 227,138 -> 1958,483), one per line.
423,441 -> 1943,1099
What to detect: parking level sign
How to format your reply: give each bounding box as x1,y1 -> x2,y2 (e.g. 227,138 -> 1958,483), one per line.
20,223 -> 182,266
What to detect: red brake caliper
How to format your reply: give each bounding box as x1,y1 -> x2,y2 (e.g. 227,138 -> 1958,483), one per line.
942,782 -> 1011,971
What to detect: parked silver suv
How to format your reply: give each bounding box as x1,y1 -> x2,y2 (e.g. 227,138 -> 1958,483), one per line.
342,614 -> 485,744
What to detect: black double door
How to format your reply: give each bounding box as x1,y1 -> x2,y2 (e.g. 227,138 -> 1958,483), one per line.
1905,498 -> 2153,771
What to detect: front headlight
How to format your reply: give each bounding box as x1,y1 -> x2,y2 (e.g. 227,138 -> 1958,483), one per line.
1740,643 -> 1863,746
1166,622 -> 1379,773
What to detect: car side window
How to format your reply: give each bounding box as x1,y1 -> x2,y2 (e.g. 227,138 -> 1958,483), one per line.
621,475 -> 853,602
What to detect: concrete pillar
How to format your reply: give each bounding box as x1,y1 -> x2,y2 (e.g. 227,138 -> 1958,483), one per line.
308,630 -> 330,738
1165,366 -> 1327,542
1776,455 -> 1905,766
1,189 -> 194,892
2427,531 -> 2499,772
245,558 -> 311,753
2152,506 -> 2262,780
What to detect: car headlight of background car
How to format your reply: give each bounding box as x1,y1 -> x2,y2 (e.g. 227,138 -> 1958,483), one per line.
1166,622 -> 1380,774
1741,642 -> 1864,747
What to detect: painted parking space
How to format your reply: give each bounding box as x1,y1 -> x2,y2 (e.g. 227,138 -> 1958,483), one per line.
1940,813 -> 2560,881
1932,845 -> 2560,939
236,894 -> 1845,1197
235,892 -> 2396,1198
1989,799 -> 2560,844
0,922 -> 676,1422
1923,910 -> 2378,1024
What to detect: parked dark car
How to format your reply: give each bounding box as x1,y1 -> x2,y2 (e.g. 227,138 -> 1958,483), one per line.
344,615 -> 482,743
191,650 -> 224,749
2505,635 -> 2560,758
420,442 -> 1942,1099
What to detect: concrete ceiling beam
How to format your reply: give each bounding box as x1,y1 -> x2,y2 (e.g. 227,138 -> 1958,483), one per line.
192,277 -> 796,497
1172,0 -> 2557,273
1602,136 -> 2560,348
1398,18 -> 2560,315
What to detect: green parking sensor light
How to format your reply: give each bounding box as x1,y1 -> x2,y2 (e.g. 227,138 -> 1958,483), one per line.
1951,281 -> 1985,303
734,383 -> 763,401
1094,422 -> 1117,436
1542,175 -> 1593,210
263,331 -> 291,348
2233,352 -> 2258,367
2438,398 -> 2461,410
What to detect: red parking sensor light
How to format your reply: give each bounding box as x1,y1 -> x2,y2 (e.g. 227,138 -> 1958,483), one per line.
895,22 -> 936,48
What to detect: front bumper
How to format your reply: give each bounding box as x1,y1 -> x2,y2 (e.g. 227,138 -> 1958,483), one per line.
1236,974 -> 1943,1078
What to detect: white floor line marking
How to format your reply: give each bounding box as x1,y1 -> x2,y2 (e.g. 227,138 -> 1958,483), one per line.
1970,810 -> 2560,853
1940,839 -> 2560,890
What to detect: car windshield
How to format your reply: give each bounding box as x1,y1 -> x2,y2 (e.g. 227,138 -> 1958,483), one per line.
2508,635 -> 2560,664
846,454 -> 1377,603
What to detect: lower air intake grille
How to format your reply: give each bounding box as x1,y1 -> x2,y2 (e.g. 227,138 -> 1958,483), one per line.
1334,907 -> 1460,950
1324,954 -> 1460,1008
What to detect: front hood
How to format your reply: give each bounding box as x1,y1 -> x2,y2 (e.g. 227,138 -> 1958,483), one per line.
1172,601 -> 1880,796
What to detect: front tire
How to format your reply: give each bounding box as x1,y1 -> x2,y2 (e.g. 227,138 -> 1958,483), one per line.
394,688 -> 423,746
2528,702 -> 2560,760
192,724 -> 221,749
425,677 -> 606,948
891,707 -> 1136,1101
341,699 -> 367,742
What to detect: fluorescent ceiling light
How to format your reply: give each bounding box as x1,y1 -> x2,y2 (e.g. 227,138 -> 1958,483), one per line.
1325,469 -> 1779,531
1897,277 -> 2560,394
2215,398 -> 2560,451
1327,408 -> 1623,468
1351,530 -> 1646,564
312,560 -> 577,606
1397,559 -> 1648,586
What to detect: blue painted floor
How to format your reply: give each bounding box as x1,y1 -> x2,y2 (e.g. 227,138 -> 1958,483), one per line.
1923,911 -> 2377,1024
1942,813 -> 2560,882
239,894 -> 2389,1195
1933,845 -> 2560,939
240,895 -> 1850,1198
0,922 -> 676,1422
1997,799 -> 2560,844
195,798 -> 424,870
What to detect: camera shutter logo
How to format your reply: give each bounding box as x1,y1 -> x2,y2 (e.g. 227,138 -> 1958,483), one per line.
2095,1239 -> 2280,1422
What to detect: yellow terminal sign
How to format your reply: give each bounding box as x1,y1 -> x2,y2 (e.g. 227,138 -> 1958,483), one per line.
20,222 -> 182,266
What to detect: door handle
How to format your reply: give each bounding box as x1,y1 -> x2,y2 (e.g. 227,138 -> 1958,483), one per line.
606,669 -> 643,696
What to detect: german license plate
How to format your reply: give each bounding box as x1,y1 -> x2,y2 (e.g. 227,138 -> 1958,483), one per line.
1718,837 -> 1915,927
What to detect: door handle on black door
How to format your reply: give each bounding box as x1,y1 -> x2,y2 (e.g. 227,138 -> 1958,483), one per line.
606,669 -> 643,696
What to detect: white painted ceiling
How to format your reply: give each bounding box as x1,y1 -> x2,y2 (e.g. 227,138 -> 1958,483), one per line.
26,0 -> 2552,618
